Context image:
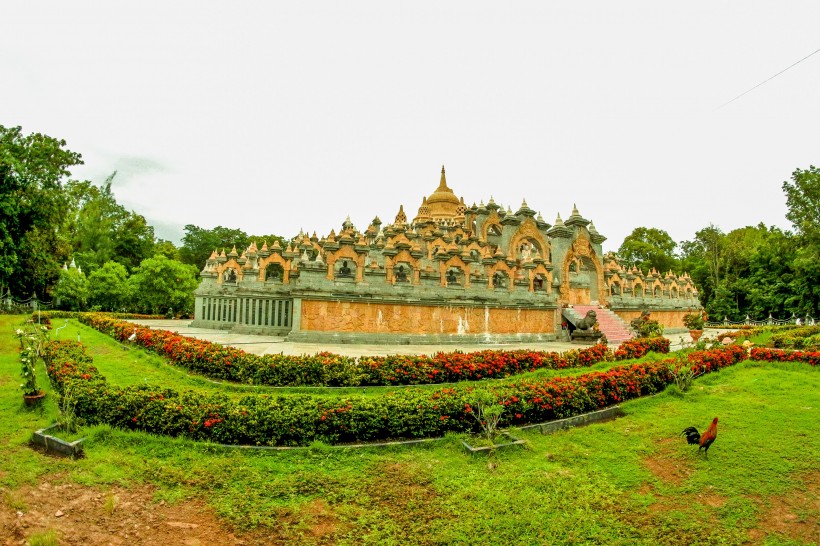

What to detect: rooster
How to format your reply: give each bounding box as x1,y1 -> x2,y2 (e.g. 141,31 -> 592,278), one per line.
681,417 -> 718,458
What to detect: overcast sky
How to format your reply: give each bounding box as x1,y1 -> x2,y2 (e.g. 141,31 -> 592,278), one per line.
4,2 -> 819,253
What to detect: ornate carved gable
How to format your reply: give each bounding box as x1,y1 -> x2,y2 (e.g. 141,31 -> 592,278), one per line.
508,218 -> 550,262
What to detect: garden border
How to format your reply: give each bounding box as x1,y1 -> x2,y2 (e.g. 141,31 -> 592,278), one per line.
30,425 -> 85,458
520,404 -> 625,434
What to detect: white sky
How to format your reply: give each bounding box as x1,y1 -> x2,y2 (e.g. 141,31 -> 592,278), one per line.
4,2 -> 819,253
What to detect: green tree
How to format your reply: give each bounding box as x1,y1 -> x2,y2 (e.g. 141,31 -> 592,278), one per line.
52,267 -> 89,311
180,225 -> 249,267
88,261 -> 130,311
0,125 -> 82,298
179,225 -> 286,268
127,255 -> 198,316
153,239 -> 180,261
782,166 -> 820,317
67,173 -> 156,273
783,165 -> 820,243
735,227 -> 797,319
617,227 -> 679,274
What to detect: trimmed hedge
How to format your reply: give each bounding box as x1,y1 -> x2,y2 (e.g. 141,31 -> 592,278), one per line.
613,337 -> 670,360
42,340 -> 746,446
78,313 -> 620,387
771,326 -> 820,351
750,347 -> 820,366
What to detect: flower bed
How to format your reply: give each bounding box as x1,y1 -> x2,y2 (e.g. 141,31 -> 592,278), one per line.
78,313 -> 617,387
42,340 -> 747,446
613,337 -> 670,361
771,326 -> 820,351
686,345 -> 747,373
749,347 -> 820,366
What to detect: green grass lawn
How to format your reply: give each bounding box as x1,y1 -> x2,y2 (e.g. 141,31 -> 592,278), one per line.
2,315 -> 818,545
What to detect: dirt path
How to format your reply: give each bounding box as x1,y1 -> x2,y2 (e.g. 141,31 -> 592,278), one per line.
1,477 -> 273,546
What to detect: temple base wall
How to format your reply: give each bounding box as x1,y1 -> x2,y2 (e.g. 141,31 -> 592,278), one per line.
289,299 -> 557,344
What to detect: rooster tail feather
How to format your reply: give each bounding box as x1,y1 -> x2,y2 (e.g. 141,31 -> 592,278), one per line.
680,426 -> 701,445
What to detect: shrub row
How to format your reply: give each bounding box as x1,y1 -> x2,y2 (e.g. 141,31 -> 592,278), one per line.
613,337 -> 671,360
749,347 -> 820,366
35,311 -> 161,328
44,341 -> 747,446
770,326 -> 820,351
78,313 -> 622,387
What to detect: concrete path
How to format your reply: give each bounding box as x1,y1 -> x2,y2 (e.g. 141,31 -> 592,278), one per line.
125,319 -> 728,357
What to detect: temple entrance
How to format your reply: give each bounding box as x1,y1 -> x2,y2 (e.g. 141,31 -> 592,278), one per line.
562,256 -> 600,305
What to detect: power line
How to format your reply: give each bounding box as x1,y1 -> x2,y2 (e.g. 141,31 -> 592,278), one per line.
718,46 -> 820,109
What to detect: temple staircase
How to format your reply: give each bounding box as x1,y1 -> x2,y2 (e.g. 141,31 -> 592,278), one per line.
563,305 -> 634,345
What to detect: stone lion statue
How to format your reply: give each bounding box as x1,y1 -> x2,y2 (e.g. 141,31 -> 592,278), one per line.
576,310 -> 598,330
630,310 -> 650,330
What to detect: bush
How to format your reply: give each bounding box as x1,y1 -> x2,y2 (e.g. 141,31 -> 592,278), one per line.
41,340 -> 753,446
79,313 -> 617,387
749,347 -> 819,366
613,337 -> 670,360
682,310 -> 707,330
771,326 -> 820,351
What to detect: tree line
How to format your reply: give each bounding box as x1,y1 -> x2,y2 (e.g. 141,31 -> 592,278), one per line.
0,125 -> 283,316
2,124 -> 817,319
618,165 -> 819,321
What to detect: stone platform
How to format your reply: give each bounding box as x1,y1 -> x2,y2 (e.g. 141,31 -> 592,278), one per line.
124,319 -> 727,358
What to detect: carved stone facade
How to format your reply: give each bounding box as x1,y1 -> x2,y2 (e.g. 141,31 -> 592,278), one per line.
192,166 -> 700,342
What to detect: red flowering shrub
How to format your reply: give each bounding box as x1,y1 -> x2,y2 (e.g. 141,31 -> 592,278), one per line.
613,337 -> 670,360
79,313 -> 615,387
750,347 -> 819,366
685,345 -> 746,374
42,339 -> 747,446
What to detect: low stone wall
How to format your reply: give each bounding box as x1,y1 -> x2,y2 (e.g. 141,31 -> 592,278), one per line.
298,300 -> 557,336
613,308 -> 693,331
520,405 -> 625,434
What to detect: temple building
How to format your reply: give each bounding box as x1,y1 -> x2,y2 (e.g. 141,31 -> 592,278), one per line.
192,167 -> 699,343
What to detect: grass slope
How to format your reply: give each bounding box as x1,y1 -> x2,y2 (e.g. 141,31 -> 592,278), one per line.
1,315 -> 817,545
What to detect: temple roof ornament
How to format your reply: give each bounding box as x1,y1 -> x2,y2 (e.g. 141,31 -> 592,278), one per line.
394,204 -> 408,225
516,199 -> 536,218
588,221 -> 607,244
546,213 -> 572,238
423,165 -> 463,221
565,203 -> 591,229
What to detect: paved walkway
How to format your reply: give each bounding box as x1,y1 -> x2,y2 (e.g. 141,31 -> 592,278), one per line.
126,319 -> 728,357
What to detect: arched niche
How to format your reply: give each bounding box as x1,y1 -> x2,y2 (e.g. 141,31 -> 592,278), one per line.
559,235 -> 606,306
326,246 -> 366,282
216,259 -> 243,285
439,256 -> 470,288
385,249 -> 421,285
488,261 -> 514,290
257,254 -> 291,283
508,219 -> 550,262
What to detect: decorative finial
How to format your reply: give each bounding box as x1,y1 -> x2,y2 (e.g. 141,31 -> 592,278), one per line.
571,203 -> 580,216
394,204 -> 408,225
438,165 -> 448,189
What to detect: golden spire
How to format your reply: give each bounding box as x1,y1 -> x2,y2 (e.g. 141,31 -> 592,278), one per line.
438,165 -> 448,190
